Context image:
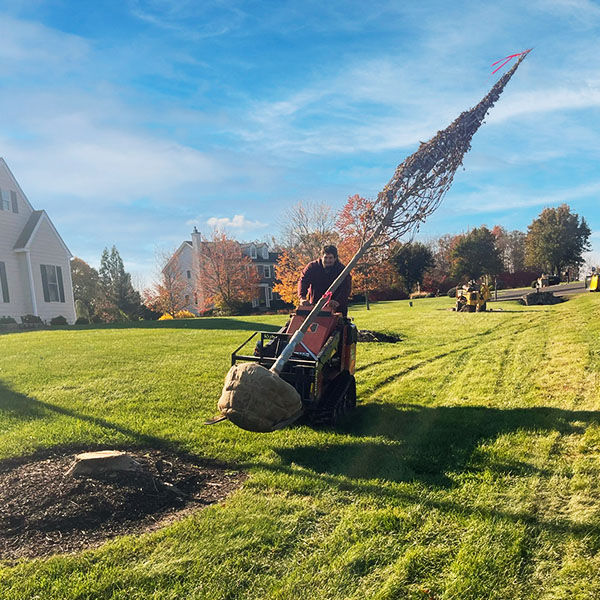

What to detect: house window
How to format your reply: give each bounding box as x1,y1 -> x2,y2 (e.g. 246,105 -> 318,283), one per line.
194,292 -> 198,305
250,246 -> 257,259
252,297 -> 259,308
0,190 -> 18,213
267,287 -> 273,301
0,262 -> 9,302
185,294 -> 190,304
262,246 -> 268,259
40,264 -> 65,303
0,190 -> 10,211
263,265 -> 271,278
187,270 -> 191,279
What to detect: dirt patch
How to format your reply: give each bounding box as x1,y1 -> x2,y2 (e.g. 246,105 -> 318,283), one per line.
0,447 -> 246,561
357,330 -> 402,343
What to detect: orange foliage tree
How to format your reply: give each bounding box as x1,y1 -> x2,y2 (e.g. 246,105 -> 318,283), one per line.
143,250 -> 189,317
336,194 -> 397,309
273,248 -> 310,306
198,230 -> 260,313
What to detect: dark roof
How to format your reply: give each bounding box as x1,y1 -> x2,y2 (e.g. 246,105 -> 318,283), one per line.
13,210 -> 44,250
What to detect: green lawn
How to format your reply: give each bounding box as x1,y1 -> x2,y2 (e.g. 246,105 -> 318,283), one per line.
1,294 -> 600,599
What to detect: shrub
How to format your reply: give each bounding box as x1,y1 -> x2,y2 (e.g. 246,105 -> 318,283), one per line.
158,313 -> 174,320
75,317 -> 89,325
174,310 -> 195,319
91,315 -> 103,323
139,304 -> 162,321
50,315 -> 68,326
0,316 -> 17,324
447,287 -> 457,298
21,314 -> 43,324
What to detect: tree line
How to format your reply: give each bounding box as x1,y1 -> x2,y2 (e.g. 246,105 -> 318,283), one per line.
273,199 -> 591,307
71,201 -> 591,320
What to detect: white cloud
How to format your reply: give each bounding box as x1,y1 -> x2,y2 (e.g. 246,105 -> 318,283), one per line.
487,86 -> 600,123
0,14 -> 89,75
205,214 -> 266,230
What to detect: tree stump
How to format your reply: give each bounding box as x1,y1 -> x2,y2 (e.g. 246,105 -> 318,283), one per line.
66,451 -> 143,477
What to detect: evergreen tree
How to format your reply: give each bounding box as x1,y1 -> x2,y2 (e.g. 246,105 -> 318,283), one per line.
391,242 -> 435,293
99,246 -> 142,319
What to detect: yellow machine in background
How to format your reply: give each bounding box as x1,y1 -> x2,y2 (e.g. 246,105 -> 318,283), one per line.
590,274 -> 599,292
455,281 -> 491,312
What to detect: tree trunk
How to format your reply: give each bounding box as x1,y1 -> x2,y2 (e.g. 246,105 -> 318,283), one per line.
365,288 -> 370,310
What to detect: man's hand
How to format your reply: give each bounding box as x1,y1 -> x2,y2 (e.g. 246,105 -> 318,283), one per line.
299,298 -> 311,307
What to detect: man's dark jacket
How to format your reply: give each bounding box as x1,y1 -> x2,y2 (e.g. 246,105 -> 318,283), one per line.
297,259 -> 352,315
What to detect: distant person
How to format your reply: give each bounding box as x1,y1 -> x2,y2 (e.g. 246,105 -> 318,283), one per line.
298,245 -> 352,316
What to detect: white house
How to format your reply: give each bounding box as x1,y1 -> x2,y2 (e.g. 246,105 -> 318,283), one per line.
166,228 -> 280,314
0,159 -> 76,324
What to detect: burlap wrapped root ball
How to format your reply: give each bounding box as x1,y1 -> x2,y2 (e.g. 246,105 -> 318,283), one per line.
218,362 -> 303,432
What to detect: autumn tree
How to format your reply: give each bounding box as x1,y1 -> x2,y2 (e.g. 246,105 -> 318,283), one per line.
492,226 -> 526,273
274,200 -> 339,305
143,250 -> 190,316
450,226 -> 503,281
273,248 -> 309,306
525,204 -> 591,275
390,242 -> 435,294
279,200 -> 339,260
198,230 -> 260,314
336,194 -> 396,309
70,257 -> 100,319
425,233 -> 463,290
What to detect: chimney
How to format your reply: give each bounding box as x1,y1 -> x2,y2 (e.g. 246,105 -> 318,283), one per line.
191,226 -> 202,252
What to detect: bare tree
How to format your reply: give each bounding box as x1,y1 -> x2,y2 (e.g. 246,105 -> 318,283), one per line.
279,200 -> 339,260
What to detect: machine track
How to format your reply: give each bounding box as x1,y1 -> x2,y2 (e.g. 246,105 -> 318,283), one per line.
309,371 -> 356,426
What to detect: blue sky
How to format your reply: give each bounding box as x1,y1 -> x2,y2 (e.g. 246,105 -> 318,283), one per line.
1,0 -> 599,284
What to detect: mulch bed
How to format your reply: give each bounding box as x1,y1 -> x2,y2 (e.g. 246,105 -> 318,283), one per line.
357,330 -> 402,343
0,447 -> 246,561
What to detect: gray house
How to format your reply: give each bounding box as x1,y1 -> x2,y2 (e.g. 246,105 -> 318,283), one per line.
0,159 -> 75,323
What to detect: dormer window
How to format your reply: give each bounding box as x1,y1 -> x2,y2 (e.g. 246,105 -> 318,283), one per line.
250,245 -> 257,259
262,246 -> 268,259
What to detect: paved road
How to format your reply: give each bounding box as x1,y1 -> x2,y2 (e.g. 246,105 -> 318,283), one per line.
490,281 -> 587,302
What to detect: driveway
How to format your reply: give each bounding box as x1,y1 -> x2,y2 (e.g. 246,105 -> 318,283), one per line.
490,281 -> 586,302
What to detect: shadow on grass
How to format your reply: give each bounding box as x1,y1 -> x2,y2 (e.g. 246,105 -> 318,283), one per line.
275,403 -> 600,487
62,318 -> 283,332
0,380 -> 179,452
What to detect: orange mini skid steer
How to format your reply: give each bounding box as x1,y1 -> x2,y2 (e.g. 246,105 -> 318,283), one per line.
230,305 -> 358,426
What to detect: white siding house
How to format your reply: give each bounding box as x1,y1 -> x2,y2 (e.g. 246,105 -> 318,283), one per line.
0,158 -> 75,324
